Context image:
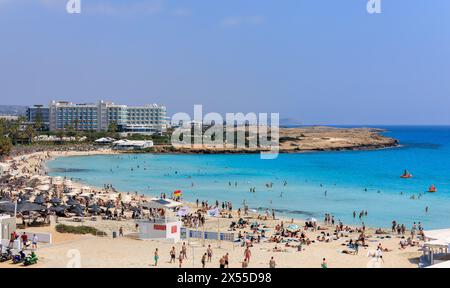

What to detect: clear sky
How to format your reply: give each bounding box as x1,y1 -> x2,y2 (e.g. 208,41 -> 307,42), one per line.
0,0 -> 449,125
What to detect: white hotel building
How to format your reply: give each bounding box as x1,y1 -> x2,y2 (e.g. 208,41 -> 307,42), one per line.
49,100 -> 167,134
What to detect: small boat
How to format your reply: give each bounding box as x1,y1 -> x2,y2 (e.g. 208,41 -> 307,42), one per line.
428,185 -> 437,193
400,170 -> 412,179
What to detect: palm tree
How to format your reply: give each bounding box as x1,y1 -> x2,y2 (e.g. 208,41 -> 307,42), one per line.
0,136 -> 12,156
9,121 -> 20,145
56,130 -> 65,142
24,125 -> 36,144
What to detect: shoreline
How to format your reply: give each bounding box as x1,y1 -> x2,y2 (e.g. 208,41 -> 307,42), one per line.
1,147 -> 425,268
44,149 -> 394,230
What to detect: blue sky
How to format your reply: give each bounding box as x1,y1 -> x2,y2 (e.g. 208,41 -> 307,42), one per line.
0,0 -> 449,125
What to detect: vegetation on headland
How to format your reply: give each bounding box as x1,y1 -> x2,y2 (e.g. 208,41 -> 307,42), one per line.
0,117 -> 171,158
55,224 -> 107,236
0,116 -> 398,159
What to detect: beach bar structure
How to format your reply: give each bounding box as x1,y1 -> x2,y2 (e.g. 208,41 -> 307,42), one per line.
135,198 -> 183,243
421,229 -> 450,267
94,137 -> 116,145
112,140 -> 154,151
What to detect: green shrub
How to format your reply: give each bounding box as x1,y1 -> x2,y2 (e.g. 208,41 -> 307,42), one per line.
55,224 -> 107,236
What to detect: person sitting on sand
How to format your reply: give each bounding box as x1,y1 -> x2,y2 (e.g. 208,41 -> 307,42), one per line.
407,237 -> 419,247
399,239 -> 407,249
273,245 -> 282,252
375,228 -> 386,234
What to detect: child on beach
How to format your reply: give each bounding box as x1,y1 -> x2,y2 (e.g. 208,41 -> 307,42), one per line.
178,252 -> 183,268
181,242 -> 187,259
269,257 -> 276,268
154,248 -> 159,266
32,234 -> 38,250
170,247 -> 176,263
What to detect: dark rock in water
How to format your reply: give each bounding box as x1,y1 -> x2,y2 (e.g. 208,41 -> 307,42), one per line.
256,207 -> 316,217
49,168 -> 92,173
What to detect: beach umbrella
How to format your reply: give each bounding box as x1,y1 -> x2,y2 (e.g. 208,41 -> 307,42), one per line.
66,198 -> 78,206
0,194 -> 11,201
49,205 -> 67,213
89,205 -> 102,215
89,204 -> 101,211
305,217 -> 317,223
36,184 -> 50,191
105,202 -> 115,209
19,194 -> 31,202
130,206 -> 141,213
69,205 -> 84,216
286,224 -> 300,232
17,202 -> 47,213
0,201 -> 15,213
33,195 -> 46,205
50,197 -> 61,205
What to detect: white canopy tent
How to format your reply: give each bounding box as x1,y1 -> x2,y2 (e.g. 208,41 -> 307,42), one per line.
140,198 -> 183,210
95,137 -> 116,144
426,260 -> 450,268
424,229 -> 450,242
422,229 -> 450,268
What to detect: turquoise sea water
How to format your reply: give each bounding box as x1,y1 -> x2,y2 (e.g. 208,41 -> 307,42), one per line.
47,126 -> 450,229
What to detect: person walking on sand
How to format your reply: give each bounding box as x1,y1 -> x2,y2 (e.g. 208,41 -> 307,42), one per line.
244,247 -> 252,263
154,248 -> 159,266
181,242 -> 187,259
321,258 -> 328,268
207,245 -> 213,262
224,253 -> 229,268
178,252 -> 184,268
170,246 -> 176,263
32,234 -> 38,250
219,256 -> 226,268
269,257 -> 276,268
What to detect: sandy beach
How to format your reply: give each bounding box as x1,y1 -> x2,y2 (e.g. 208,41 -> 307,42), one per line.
0,149 -> 423,268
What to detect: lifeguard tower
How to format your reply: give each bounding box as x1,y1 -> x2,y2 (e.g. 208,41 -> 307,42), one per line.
135,198 -> 183,243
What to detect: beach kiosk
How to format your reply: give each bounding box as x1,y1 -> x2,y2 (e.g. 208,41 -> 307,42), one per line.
135,198 -> 183,243
421,229 -> 450,267
0,214 -> 16,241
